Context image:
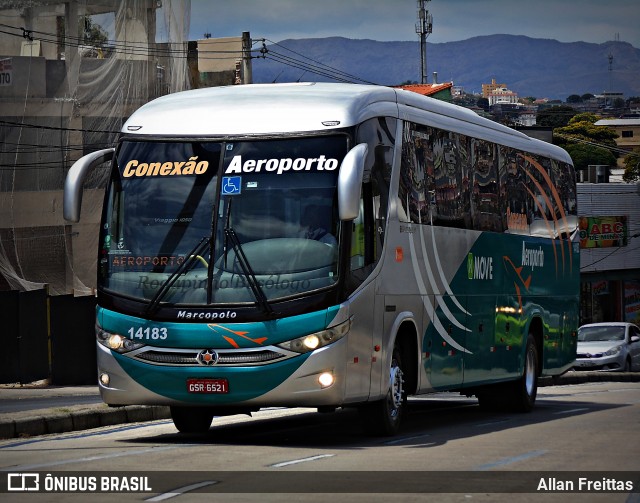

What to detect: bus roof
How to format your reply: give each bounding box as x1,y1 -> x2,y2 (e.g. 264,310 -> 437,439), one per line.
122,82 -> 572,164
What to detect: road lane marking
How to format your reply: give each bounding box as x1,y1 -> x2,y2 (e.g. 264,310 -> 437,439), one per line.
475,450 -> 547,471
552,407 -> 590,415
146,481 -> 218,501
384,434 -> 431,445
0,446 -> 181,471
270,454 -> 334,467
474,419 -> 511,427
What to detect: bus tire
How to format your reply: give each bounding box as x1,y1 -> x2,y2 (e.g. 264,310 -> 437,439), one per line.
170,406 -> 214,434
359,343 -> 406,436
509,333 -> 539,412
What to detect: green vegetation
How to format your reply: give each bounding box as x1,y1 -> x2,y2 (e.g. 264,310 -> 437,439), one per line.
553,113 -> 619,172
623,147 -> 640,182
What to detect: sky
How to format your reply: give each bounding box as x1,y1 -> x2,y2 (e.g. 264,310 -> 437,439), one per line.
188,0 -> 640,48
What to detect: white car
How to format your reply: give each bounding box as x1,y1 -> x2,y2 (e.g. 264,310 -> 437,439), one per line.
575,322 -> 640,372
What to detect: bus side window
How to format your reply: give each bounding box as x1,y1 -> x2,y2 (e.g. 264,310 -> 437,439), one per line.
471,138 -> 502,232
350,118 -> 394,287
398,122 -> 432,224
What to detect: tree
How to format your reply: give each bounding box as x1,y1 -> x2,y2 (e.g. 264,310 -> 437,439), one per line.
581,93 -> 595,101
476,97 -> 489,110
554,113 -> 619,171
555,113 -> 618,149
537,105 -> 576,128
566,94 -> 582,103
564,144 -> 616,172
81,16 -> 108,46
623,147 -> 640,182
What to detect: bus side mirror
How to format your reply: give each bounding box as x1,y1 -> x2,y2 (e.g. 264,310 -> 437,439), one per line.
338,143 -> 368,221
63,148 -> 115,222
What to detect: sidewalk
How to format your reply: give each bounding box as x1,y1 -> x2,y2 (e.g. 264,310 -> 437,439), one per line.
0,382 -> 170,440
1,372 -> 639,440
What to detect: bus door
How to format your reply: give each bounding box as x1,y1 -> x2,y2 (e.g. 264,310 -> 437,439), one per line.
427,294 -> 467,390
344,284 -> 377,402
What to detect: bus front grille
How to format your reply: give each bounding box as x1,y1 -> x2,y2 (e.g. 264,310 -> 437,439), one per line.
131,348 -> 287,366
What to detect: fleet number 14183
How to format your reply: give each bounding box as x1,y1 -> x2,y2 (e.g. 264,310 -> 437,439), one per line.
128,327 -> 168,340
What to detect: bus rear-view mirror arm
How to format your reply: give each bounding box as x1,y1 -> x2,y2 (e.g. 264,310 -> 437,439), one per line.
63,148 -> 115,222
338,143 -> 368,221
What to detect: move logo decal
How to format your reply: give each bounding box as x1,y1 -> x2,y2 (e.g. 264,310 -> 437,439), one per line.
467,252 -> 493,280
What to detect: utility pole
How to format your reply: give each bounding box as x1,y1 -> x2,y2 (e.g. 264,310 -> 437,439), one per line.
607,52 -> 613,108
415,0 -> 433,84
242,31 -> 253,84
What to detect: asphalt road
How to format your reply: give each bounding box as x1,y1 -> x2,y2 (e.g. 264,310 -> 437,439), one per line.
1,381 -> 639,502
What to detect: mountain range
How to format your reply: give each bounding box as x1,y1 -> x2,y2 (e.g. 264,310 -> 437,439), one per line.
252,35 -> 640,101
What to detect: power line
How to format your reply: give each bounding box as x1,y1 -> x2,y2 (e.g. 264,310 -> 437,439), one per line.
580,233 -> 640,269
261,38 -> 376,85
0,119 -> 117,135
0,22 -> 376,83
555,133 -> 632,156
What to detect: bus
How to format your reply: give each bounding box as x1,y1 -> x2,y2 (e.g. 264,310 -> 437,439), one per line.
64,83 -> 579,435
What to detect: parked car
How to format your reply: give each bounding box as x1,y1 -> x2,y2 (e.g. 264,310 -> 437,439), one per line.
575,322 -> 640,372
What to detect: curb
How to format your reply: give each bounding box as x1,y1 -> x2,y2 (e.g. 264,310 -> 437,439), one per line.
538,371 -> 640,387
0,406 -> 170,440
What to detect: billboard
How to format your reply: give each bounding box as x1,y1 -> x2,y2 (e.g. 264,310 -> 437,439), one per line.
579,216 -> 628,248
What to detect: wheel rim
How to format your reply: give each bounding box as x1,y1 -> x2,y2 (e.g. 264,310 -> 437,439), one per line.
524,346 -> 536,396
389,363 -> 404,415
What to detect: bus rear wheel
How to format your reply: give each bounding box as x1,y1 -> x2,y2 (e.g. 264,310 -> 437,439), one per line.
509,333 -> 539,412
170,406 -> 214,434
359,343 -> 406,436
477,333 -> 538,412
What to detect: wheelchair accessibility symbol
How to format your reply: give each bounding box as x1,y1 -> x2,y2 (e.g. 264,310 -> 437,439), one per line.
221,176 -> 242,195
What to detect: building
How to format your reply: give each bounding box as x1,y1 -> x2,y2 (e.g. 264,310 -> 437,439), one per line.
0,0 -> 190,294
578,182 -> 640,325
491,102 -> 536,126
593,118 -> 640,181
397,81 -> 454,102
487,87 -> 519,106
481,78 -> 507,98
594,118 -> 640,153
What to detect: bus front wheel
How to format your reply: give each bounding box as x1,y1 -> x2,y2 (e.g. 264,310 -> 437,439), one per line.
359,343 -> 406,436
170,406 -> 214,434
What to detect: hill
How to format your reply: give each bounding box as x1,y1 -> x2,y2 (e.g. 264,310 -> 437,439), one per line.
252,35 -> 640,101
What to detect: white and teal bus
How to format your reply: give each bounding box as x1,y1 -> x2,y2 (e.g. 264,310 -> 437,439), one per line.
64,83 -> 579,435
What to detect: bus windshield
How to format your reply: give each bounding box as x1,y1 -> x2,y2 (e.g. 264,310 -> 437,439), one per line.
99,136 -> 348,306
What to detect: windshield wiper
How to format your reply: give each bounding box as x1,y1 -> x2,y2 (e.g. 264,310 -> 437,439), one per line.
224,227 -> 274,317
222,199 -> 274,316
145,236 -> 210,317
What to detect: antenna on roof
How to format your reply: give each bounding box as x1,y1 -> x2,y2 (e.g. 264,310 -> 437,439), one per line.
415,0 -> 433,84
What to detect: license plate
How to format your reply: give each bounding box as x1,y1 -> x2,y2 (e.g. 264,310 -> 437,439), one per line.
187,378 -> 229,394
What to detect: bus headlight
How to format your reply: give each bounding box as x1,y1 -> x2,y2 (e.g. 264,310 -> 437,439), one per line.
276,318 -> 351,354
97,326 -> 145,353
